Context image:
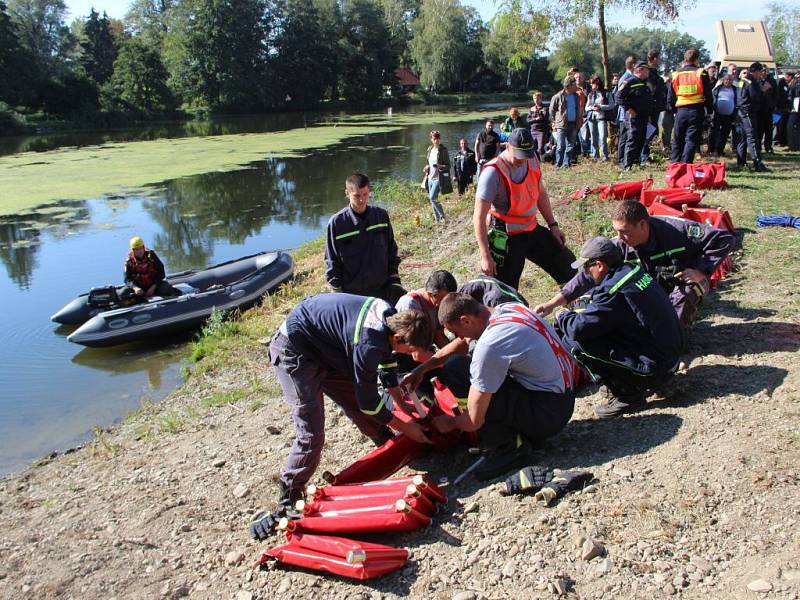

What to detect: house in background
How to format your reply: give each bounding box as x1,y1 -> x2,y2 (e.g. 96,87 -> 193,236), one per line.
393,68 -> 421,94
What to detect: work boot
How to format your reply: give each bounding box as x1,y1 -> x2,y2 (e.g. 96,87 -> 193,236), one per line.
275,482 -> 304,517
753,161 -> 771,172
594,391 -> 647,419
475,438 -> 537,481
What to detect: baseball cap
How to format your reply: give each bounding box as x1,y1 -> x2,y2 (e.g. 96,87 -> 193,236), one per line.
570,237 -> 623,269
130,236 -> 145,249
506,128 -> 536,159
634,60 -> 650,70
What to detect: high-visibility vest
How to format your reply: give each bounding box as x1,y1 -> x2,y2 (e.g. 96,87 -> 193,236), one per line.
484,156 -> 541,234
671,67 -> 705,106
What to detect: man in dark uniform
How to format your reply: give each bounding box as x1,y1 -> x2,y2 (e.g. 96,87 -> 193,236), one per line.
616,61 -> 654,171
535,200 -> 735,331
458,276 -> 529,308
555,237 -> 683,419
264,294 -> 433,522
775,72 -> 794,146
736,63 -> 770,172
325,173 -> 405,304
121,236 -> 181,302
474,119 -> 502,176
641,50 -> 667,163
667,48 -> 713,164
758,69 -> 779,154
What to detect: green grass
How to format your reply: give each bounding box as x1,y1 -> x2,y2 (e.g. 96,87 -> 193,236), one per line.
201,388 -> 248,409
158,412 -> 184,434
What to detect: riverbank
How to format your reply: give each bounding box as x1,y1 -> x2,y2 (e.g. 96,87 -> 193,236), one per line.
1,151 -> 798,599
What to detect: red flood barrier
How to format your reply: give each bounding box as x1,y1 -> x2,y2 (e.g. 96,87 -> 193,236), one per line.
261,532 -> 408,580
324,434 -> 428,485
431,378 -> 480,447
296,492 -> 436,518
308,474 -> 447,505
640,187 -> 704,208
278,499 -> 432,534
570,177 -> 653,201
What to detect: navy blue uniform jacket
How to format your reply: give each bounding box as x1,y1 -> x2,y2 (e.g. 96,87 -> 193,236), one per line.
615,77 -> 654,118
558,263 -> 683,375
325,205 -> 400,293
283,294 -> 399,424
561,216 -> 735,301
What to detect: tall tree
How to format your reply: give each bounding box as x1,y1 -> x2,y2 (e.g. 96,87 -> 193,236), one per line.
410,0 -> 472,92
0,0 -> 35,105
338,0 -> 396,101
8,0 -> 73,71
80,9 -> 118,85
484,0 -> 549,89
105,35 -> 174,112
765,1 -> 800,65
125,0 -> 175,42
376,0 -> 419,66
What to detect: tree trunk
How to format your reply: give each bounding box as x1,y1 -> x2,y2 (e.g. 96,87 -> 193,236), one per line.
598,0 -> 610,87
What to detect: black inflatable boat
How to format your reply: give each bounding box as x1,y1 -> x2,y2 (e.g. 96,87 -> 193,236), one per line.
56,251 -> 293,347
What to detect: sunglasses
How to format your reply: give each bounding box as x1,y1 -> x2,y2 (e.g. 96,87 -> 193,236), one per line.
430,130 -> 440,137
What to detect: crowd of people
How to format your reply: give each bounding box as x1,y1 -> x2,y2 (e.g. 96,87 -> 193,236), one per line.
244,96 -> 740,536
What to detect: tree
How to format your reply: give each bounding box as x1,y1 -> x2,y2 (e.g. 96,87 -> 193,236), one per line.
8,0 -> 73,72
410,0 -> 472,92
765,1 -> 800,65
338,0 -> 396,101
125,0 -> 175,42
105,35 -> 174,112
547,23 -> 599,82
484,0 -> 549,89
80,9 -> 118,85
376,0 -> 419,66
0,0 -> 36,105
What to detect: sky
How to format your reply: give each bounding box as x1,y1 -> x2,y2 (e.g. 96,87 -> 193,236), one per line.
64,0 -> 774,54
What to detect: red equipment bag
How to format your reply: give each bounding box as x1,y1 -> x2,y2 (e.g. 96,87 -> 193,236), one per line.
309,474 -> 447,505
681,206 -> 734,231
646,201 -> 684,219
665,162 -> 727,189
261,532 -> 408,580
640,187 -> 703,208
280,499 -> 432,534
325,434 -> 428,485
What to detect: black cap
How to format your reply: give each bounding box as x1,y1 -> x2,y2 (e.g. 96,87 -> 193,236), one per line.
570,237 -> 623,270
506,128 -> 536,159
749,62 -> 764,72
634,60 -> 650,69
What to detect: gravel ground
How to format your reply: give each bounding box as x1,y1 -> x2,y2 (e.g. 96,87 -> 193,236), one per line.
1,175 -> 799,600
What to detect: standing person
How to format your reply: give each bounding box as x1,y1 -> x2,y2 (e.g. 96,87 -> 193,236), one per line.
775,72 -> 794,146
706,64 -> 719,87
667,48 -> 713,164
710,73 -> 737,158
641,50 -> 667,163
788,76 -> 800,151
121,236 -> 181,302
325,173 -> 405,304
574,71 -> 591,159
501,108 -> 527,138
474,119 -> 502,176
758,69 -> 778,154
585,74 -> 611,161
527,92 -> 551,155
616,61 -> 654,171
736,63 -> 770,172
453,137 -> 477,197
423,130 -> 452,223
549,76 -> 582,169
473,128 -> 576,290
660,74 -> 674,153
726,63 -> 740,85
616,56 -> 638,166
258,294 -> 433,527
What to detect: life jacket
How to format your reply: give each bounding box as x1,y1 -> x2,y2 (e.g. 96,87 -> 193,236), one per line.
484,156 -> 541,234
672,67 -> 705,106
486,303 -> 579,390
127,250 -> 159,289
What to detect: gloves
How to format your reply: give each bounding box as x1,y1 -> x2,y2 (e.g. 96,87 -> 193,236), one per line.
249,511 -> 280,540
534,470 -> 594,506
504,465 -> 553,495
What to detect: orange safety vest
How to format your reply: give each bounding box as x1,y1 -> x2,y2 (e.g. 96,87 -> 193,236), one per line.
671,67 -> 705,106
484,155 -> 541,234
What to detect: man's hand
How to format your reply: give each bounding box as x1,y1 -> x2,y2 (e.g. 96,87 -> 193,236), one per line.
401,367 -> 426,393
534,302 -> 554,317
480,253 -> 497,276
133,286 -> 144,296
549,224 -> 566,246
398,420 -> 433,444
431,414 -> 458,434
676,268 -> 707,285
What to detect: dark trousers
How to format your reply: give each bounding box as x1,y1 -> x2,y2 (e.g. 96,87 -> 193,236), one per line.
758,110 -> 774,152
788,113 -> 800,151
570,347 -> 673,398
624,115 -> 648,168
120,279 -> 181,302
495,225 -> 577,290
530,128 -> 548,156
344,281 -> 406,305
736,114 -> 761,165
439,355 -> 574,448
641,113 -> 660,160
775,111 -> 789,146
710,113 -> 735,155
269,332 -> 392,492
671,106 -> 705,163
617,119 -> 630,165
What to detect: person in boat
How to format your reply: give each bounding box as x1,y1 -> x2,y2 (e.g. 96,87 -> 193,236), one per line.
325,173 -> 406,304
553,237 -> 683,419
259,293 -> 433,534
121,236 -> 181,302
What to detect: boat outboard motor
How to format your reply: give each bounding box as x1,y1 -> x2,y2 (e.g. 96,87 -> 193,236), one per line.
87,286 -> 120,308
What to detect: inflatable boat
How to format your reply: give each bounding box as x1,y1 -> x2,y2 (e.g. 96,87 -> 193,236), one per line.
58,251 -> 293,347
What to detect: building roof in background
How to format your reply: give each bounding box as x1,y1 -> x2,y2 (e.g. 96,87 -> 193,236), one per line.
394,68 -> 420,86
714,20 -> 776,68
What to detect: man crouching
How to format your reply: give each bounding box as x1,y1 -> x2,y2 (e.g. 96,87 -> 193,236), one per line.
432,294 -> 577,479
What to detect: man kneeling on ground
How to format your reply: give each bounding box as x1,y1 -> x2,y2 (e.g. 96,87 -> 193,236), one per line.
554,237 -> 683,419
431,294 -> 577,479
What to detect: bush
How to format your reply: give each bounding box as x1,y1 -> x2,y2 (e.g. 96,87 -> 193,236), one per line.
0,102 -> 27,135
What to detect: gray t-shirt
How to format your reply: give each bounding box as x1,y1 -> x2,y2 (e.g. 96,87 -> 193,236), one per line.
476,157 -> 538,215
470,304 -> 567,394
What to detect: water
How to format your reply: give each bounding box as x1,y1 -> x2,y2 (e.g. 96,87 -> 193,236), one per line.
0,112 -> 497,475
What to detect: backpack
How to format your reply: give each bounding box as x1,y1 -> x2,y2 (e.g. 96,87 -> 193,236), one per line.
665,162 -> 728,189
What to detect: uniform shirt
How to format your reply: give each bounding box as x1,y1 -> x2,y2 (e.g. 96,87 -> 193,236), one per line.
558,262 -> 683,374
475,155 -> 538,216
283,294 -> 399,424
647,67 -> 668,112
325,205 -> 400,293
736,77 -> 764,118
476,129 -> 502,161
457,277 -> 529,308
666,64 -> 713,112
560,216 -> 735,301
471,304 -> 569,394
615,76 -> 654,118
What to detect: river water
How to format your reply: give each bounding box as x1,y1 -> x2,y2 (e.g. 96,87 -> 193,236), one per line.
0,108 -> 500,475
